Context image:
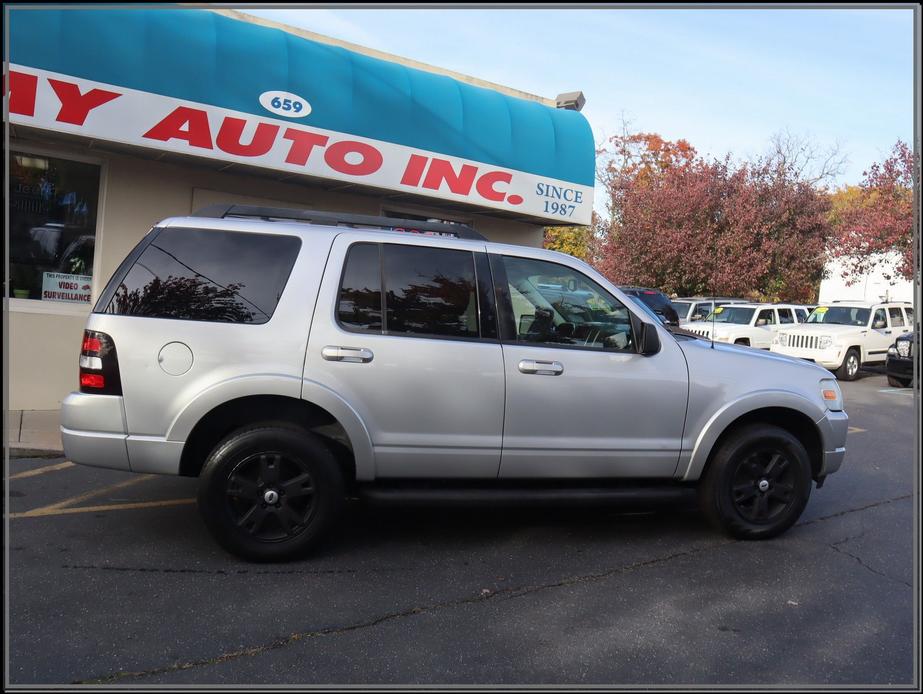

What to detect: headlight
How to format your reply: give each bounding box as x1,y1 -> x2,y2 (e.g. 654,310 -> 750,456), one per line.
778,333 -> 790,347
818,336 -> 833,349
820,378 -> 843,411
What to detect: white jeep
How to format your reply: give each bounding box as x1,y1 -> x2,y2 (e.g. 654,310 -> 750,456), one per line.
685,303 -> 806,349
771,301 -> 915,380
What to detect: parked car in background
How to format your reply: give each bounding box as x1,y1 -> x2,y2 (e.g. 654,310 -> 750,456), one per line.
685,303 -> 806,349
60,204 -> 848,560
673,297 -> 747,326
771,301 -> 914,380
618,287 -> 679,326
886,331 -> 916,388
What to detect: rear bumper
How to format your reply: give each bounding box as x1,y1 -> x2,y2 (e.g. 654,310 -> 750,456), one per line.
60,392 -> 131,471
60,392 -> 183,474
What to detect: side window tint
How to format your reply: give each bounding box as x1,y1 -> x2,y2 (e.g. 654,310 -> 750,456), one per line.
778,308 -> 794,324
101,228 -> 300,324
338,243 -> 382,332
501,256 -> 634,351
888,307 -> 904,327
796,309 -> 808,322
905,307 -> 914,324
382,245 -> 478,339
757,309 -> 775,325
872,308 -> 887,328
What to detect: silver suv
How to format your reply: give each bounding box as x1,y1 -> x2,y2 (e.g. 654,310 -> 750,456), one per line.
61,205 -> 848,560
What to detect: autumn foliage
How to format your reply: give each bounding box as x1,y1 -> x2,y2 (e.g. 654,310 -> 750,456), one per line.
592,132 -> 832,302
829,141 -> 916,283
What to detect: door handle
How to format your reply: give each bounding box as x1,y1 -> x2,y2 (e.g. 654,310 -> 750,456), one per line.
518,359 -> 564,375
322,346 -> 374,363
884,330 -> 892,335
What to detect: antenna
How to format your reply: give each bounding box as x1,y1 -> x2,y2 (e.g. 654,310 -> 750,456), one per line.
708,210 -> 721,349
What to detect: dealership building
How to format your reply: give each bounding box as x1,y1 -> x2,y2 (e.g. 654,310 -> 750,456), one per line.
7,8 -> 594,413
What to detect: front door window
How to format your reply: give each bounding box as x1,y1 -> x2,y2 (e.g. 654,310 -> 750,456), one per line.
500,256 -> 635,352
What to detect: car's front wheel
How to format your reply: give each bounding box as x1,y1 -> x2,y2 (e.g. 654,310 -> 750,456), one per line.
835,348 -> 861,381
887,375 -> 911,388
699,423 -> 812,540
197,425 -> 346,562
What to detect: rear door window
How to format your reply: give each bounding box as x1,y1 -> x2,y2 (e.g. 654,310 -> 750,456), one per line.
382,245 -> 478,339
97,227 -> 300,323
778,308 -> 795,324
889,307 -> 905,327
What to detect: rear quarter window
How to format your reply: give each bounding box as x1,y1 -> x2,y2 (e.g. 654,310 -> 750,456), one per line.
96,227 -> 301,324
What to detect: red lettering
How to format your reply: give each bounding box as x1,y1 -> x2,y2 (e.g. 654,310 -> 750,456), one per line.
476,171 -> 513,202
324,141 -> 383,176
143,106 -> 213,149
48,79 -> 120,125
7,71 -> 38,116
422,159 -> 477,195
400,154 -> 428,186
216,117 -> 279,157
281,128 -> 329,166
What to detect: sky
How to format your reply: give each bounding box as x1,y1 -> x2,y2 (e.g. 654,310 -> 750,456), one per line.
240,7 -> 915,194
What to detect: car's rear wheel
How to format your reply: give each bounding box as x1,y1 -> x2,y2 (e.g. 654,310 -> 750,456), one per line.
197,425 -> 345,561
887,375 -> 911,388
699,423 -> 812,540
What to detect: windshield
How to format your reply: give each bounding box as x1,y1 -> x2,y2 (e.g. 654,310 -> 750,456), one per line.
808,306 -> 870,326
705,306 -> 755,324
672,301 -> 692,318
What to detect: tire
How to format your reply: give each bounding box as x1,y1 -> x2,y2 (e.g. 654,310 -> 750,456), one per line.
835,348 -> 861,381
197,425 -> 346,562
698,423 -> 812,540
887,375 -> 911,388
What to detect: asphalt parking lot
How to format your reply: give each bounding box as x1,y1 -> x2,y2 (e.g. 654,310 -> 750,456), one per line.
6,370 -> 918,686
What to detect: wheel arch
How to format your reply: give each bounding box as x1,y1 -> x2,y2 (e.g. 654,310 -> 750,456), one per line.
173,380 -> 374,484
682,394 -> 825,483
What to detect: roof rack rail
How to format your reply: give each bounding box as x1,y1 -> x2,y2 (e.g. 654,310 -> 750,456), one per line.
192,204 -> 486,241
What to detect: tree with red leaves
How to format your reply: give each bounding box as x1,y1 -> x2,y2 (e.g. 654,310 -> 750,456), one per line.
830,141 -> 916,283
594,130 -> 832,302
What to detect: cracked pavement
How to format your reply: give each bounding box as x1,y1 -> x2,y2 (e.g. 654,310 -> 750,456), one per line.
6,371 -> 918,685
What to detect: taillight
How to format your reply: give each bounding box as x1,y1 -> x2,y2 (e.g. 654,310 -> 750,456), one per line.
79,330 -> 122,395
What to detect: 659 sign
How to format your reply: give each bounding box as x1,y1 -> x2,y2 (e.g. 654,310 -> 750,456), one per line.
259,91 -> 312,118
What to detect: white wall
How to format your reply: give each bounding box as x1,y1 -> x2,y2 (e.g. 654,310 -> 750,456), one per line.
818,254 -> 914,304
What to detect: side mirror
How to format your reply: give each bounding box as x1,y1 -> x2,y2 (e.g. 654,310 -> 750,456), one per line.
756,319 -> 767,327
639,322 -> 661,356
873,319 -> 887,329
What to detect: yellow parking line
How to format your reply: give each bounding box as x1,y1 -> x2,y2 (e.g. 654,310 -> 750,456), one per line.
10,498 -> 195,519
848,426 -> 867,434
9,461 -> 75,480
33,475 -> 155,513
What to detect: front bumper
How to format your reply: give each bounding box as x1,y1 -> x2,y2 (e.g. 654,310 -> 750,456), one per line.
771,344 -> 844,370
886,356 -> 913,379
816,409 -> 848,477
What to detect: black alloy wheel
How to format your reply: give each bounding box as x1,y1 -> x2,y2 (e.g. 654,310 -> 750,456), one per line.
226,452 -> 316,542
729,449 -> 796,524
198,425 -> 345,561
699,423 -> 812,540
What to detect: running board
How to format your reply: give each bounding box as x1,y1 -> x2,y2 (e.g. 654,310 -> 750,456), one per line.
358,485 -> 695,508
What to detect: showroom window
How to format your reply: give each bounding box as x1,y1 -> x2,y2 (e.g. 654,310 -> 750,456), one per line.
9,152 -> 101,304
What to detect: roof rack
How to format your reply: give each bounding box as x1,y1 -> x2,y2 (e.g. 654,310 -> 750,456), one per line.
192,204 -> 486,241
